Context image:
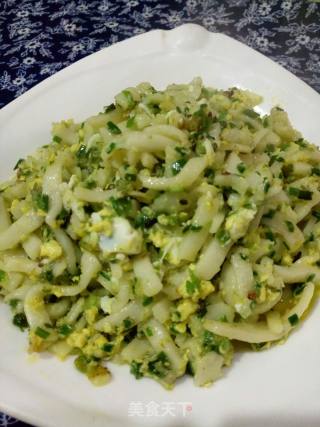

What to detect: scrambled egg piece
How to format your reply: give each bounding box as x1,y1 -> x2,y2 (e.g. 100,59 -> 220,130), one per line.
176,299 -> 197,322
225,208 -> 256,241
40,239 -> 62,260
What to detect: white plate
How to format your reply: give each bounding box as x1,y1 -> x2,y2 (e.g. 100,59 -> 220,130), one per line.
0,24 -> 320,427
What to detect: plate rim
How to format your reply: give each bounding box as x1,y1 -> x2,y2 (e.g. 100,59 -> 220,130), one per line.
0,23 -> 320,427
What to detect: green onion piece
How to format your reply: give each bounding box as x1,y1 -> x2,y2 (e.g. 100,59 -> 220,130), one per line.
0,269 -> 7,282
288,187 -> 312,200
237,163 -> 246,174
106,142 -> 116,154
145,326 -> 153,337
142,296 -> 153,306
107,121 -> 121,135
53,135 -> 62,143
13,313 -> 28,331
288,313 -> 299,326
35,326 -> 50,339
285,221 -> 294,232
9,299 -> 19,309
58,324 -> 73,336
102,343 -> 113,352
126,116 -> 136,128
13,158 -> 24,170
130,360 -> 143,379
216,229 -> 231,246
32,191 -> 49,212
171,158 -> 187,176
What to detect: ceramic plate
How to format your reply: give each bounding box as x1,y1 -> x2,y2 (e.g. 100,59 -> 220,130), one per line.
0,24 -> 320,427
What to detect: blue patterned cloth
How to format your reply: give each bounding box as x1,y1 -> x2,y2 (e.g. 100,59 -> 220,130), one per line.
0,0 -> 319,425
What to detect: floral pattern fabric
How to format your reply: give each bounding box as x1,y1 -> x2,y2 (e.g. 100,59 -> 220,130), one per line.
0,0 -> 319,424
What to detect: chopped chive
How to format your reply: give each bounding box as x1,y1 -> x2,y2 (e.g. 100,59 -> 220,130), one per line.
306,273 -> 315,282
13,158 -> 24,170
123,318 -> 132,329
288,187 -> 312,200
292,283 -> 305,296
53,135 -> 62,143
285,221 -> 294,232
0,269 -> 7,282
311,167 -> 320,176
145,326 -> 153,337
265,230 -> 275,241
102,343 -> 113,352
263,209 -> 276,219
171,158 -> 187,176
32,191 -> 49,212
107,121 -> 121,135
106,142 -> 116,154
237,163 -> 246,174
126,116 -> 136,128
104,103 -> 116,113
243,108 -> 259,119
58,324 -> 73,336
288,313 -> 299,326
9,298 -> 19,309
142,296 -> 153,306
35,326 -> 50,339
264,180 -> 270,193
216,229 -> 231,246
130,360 -> 143,379
13,313 -> 28,331
100,270 -> 111,280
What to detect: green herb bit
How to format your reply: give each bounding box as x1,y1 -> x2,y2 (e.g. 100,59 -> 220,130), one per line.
295,138 -> 307,148
100,271 -> 111,280
243,108 -> 260,119
216,228 -> 231,246
285,220 -> 295,232
265,144 -> 275,153
13,313 -> 28,331
14,158 -> 24,170
32,191 -> 49,212
264,179 -> 270,193
288,187 -> 312,200
53,135 -> 62,143
123,318 -> 132,329
35,326 -> 50,339
288,313 -> 299,326
107,121 -> 121,135
130,360 -> 143,379
41,268 -> 54,283
183,223 -> 203,233
102,343 -> 114,352
110,196 -> 132,216
145,326 -> 153,337
58,324 -> 73,336
104,103 -> 116,113
76,144 -> 87,159
265,230 -> 275,242
311,167 -> 320,176
0,269 -> 7,282
292,283 -> 305,296
126,116 -> 136,128
263,209 -> 276,219
171,158 -> 187,176
142,296 -> 153,306
9,299 -> 19,309
147,351 -> 170,378
237,163 -> 246,174
106,142 -> 116,154
186,271 -> 200,295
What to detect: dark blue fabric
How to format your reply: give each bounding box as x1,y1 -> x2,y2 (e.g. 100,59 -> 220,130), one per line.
0,0 -> 319,425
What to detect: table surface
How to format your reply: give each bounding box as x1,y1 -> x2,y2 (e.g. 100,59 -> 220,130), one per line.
0,0 -> 319,426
